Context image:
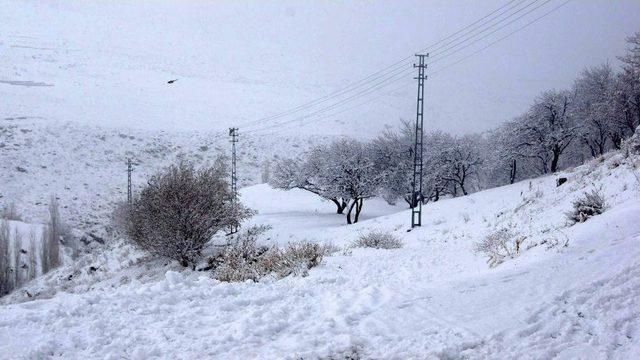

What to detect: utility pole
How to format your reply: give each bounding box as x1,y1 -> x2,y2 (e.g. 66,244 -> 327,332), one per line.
127,158 -> 133,206
411,53 -> 428,228
228,127 -> 239,234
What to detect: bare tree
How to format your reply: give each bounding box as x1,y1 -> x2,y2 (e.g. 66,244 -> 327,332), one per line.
12,228 -> 22,289
47,197 -> 61,269
27,229 -> 38,281
119,158 -> 253,268
40,225 -> 50,275
0,220 -> 10,295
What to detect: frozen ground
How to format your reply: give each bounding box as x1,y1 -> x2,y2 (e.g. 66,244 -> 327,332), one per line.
0,150 -> 638,359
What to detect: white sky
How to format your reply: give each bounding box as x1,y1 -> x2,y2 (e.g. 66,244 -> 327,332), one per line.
2,0 -> 640,136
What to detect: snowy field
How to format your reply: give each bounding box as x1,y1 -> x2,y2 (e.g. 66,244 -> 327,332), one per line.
0,150 -> 638,359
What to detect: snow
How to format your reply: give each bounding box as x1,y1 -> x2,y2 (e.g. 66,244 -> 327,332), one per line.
0,120 -> 328,233
2,1 -> 639,357
0,151 -> 638,359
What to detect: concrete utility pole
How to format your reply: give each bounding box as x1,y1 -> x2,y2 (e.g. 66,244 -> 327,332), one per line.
127,158 -> 133,206
228,127 -> 239,234
411,53 -> 428,228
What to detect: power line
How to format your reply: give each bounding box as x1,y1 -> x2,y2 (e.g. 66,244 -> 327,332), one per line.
243,0 -> 571,136
243,65 -> 414,134
420,0 -> 535,55
241,0 -> 558,134
428,0 -> 553,66
233,0 -> 540,131
429,0 -> 573,75
244,79 -> 414,137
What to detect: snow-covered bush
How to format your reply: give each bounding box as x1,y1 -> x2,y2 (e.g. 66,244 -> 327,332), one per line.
473,228 -> 523,268
352,230 -> 402,249
213,226 -> 328,282
213,226 -> 269,282
117,158 -> 253,268
566,189 -> 607,224
272,241 -> 326,277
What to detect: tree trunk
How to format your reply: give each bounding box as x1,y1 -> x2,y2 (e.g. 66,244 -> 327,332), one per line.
346,199 -> 357,224
550,147 -> 561,173
610,132 -> 622,149
331,198 -> 348,214
353,198 -> 364,223
509,159 -> 517,184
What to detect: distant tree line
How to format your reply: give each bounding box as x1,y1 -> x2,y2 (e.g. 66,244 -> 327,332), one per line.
269,31 -> 640,224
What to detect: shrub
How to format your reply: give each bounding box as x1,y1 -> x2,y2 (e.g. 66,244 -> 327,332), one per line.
213,226 -> 328,282
566,189 -> 606,224
473,228 -> 523,268
117,158 -> 253,268
213,226 -> 270,282
270,241 -> 326,278
352,230 -> 402,249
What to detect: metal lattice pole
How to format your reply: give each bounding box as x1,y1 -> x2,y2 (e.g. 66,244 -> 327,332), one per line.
411,54 -> 428,228
229,127 -> 239,234
127,158 -> 133,206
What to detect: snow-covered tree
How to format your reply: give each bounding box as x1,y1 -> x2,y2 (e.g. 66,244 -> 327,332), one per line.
323,139 -> 379,224
421,131 -> 455,201
269,150 -> 349,214
482,121 -> 542,188
440,134 -> 483,196
614,31 -> 640,140
573,64 -> 616,156
370,122 -> 413,205
513,90 -> 577,173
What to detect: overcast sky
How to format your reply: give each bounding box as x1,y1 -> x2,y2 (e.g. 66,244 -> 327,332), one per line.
3,0 -> 640,135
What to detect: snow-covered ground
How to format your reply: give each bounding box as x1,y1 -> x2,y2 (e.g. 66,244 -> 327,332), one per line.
0,150 -> 638,359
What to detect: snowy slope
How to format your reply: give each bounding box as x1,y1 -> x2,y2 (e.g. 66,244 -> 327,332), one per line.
0,119 -> 329,234
0,150 -> 638,359
0,1 -> 412,138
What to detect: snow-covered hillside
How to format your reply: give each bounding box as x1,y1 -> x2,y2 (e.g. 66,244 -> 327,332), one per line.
0,149 -> 638,359
0,1 -> 414,138
0,119 -> 329,234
